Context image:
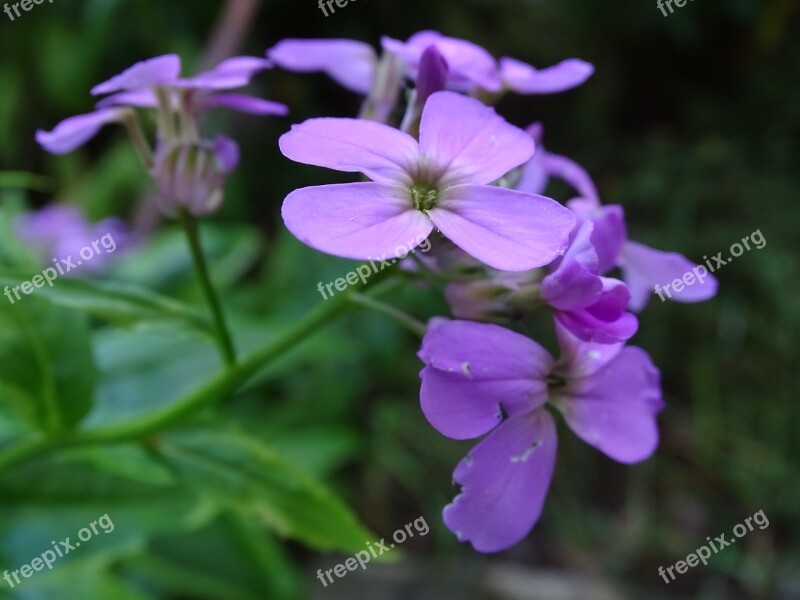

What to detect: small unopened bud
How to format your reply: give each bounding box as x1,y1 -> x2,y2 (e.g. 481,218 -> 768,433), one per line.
150,135 -> 240,217
416,46 -> 448,104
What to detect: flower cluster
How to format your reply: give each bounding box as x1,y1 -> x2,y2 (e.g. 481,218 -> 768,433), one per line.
36,54 -> 287,217
272,31 -> 718,552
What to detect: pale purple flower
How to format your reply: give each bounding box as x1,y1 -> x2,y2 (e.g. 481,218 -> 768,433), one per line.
541,221 -> 638,343
419,318 -> 662,552
37,54 -> 286,155
269,32 -> 593,98
279,91 -> 575,271
15,204 -> 128,273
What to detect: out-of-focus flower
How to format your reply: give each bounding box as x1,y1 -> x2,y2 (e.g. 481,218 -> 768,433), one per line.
418,318 -> 662,552
279,91 -> 575,271
15,204 -> 128,272
268,31 -> 593,98
36,54 -> 287,155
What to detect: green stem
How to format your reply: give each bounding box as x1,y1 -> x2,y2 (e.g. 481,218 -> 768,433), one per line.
0,289 -> 356,472
178,210 -> 237,367
121,110 -> 153,169
349,293 -> 426,338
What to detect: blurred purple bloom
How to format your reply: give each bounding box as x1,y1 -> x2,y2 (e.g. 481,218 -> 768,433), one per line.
419,318 -> 662,552
541,221 -> 638,343
37,54 -> 286,155
15,204 -> 128,273
267,39 -> 378,94
279,91 -> 575,271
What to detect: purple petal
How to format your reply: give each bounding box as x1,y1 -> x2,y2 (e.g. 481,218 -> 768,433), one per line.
201,93 -> 288,116
281,182 -> 432,261
268,39 -> 377,94
382,31 -> 502,92
516,128 -> 549,194
419,92 -> 534,186
213,136 -> 240,173
574,203 -> 627,274
541,152 -> 600,205
555,278 -> 639,344
619,240 -> 719,311
555,347 -> 663,464
279,118 -> 418,184
95,89 -> 159,109
542,250 -> 603,312
500,57 -> 594,94
443,410 -> 557,553
416,45 -> 449,103
428,185 -> 575,271
35,109 -> 124,154
91,54 -> 181,95
419,320 -> 552,439
553,319 -> 624,378
174,56 -> 272,90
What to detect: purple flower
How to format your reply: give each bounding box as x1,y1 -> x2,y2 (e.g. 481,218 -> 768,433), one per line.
267,39 -> 378,95
36,54 -> 286,155
419,318 -> 662,552
279,91 -> 575,271
541,221 -> 638,343
269,32 -> 593,98
15,204 -> 128,273
519,124 -> 718,310
569,200 -> 719,311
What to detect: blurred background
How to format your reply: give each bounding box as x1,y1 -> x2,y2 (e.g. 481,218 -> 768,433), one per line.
0,0 -> 798,598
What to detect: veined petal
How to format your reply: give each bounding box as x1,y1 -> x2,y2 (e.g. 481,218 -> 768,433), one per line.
500,57 -> 594,94
201,93 -> 289,116
620,240 -> 719,311
419,320 -> 552,439
268,39 -> 377,94
428,185 -> 575,271
281,182 -> 432,261
174,56 -> 272,90
35,108 -> 125,154
279,118 -> 418,184
419,92 -> 534,186
443,410 -> 557,553
556,347 -> 663,464
91,54 -> 181,95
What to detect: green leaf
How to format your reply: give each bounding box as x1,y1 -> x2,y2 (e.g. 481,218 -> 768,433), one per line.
0,298 -> 95,433
0,272 -> 211,333
157,429 -> 374,553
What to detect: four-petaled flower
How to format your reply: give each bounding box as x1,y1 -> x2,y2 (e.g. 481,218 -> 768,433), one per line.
280,91 -> 575,271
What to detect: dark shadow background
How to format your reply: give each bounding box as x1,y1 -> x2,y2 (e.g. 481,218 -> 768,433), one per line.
0,0 -> 798,598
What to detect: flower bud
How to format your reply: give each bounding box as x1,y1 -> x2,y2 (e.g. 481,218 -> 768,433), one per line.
150,135 -> 239,217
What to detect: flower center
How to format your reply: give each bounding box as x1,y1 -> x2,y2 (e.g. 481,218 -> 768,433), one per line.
411,183 -> 439,212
